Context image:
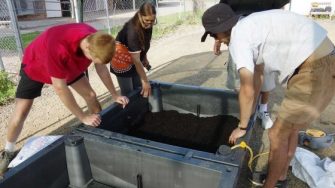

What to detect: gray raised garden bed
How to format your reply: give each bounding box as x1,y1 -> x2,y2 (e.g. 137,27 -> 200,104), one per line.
0,81 -> 256,188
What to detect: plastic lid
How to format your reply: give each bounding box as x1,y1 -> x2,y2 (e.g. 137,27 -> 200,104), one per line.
216,145 -> 232,155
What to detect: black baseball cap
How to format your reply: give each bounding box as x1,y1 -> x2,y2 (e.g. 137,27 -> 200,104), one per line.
201,3 -> 240,42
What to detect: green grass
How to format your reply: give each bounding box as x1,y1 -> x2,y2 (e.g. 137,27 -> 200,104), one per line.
153,11 -> 202,40
0,11 -> 202,51
102,25 -> 123,37
0,32 -> 41,50
22,31 -> 41,48
0,71 -> 15,105
104,11 -> 202,40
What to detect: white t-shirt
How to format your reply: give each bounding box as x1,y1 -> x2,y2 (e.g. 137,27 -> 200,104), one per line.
229,10 -> 327,84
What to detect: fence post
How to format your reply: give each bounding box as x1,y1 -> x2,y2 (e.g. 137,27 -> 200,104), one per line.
179,0 -> 182,19
6,0 -> 23,62
74,0 -> 88,78
133,0 -> 136,10
104,0 -> 111,34
70,0 -> 75,19
184,0 -> 186,13
289,0 -> 292,11
74,0 -> 84,23
0,53 -> 4,71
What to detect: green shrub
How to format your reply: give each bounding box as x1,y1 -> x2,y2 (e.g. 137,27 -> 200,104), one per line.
0,71 -> 15,105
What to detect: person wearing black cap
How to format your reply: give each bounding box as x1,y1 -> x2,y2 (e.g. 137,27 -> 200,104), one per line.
209,2 -> 286,130
201,3 -> 335,188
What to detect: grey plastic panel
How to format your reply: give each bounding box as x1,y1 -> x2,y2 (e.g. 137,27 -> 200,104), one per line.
0,137 -> 69,188
153,81 -> 239,117
0,81 -> 256,188
73,127 -> 239,188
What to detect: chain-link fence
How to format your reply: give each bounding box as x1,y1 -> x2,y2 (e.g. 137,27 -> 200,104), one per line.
0,0 -> 215,78
0,0 -> 22,76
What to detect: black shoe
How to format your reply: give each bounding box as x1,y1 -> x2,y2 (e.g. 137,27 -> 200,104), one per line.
0,150 -> 17,176
248,171 -> 288,188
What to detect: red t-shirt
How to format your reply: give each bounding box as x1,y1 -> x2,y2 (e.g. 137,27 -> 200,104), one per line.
22,23 -> 97,84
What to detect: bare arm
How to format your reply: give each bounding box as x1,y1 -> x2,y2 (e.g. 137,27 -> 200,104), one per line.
130,52 -> 151,97
51,77 -> 101,127
229,65 -> 263,144
95,63 -> 118,97
238,68 -> 257,127
94,63 -> 129,108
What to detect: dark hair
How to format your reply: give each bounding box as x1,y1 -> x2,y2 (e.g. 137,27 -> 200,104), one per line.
130,2 -> 156,49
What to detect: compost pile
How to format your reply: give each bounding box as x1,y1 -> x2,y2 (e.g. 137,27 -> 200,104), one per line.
128,110 -> 239,153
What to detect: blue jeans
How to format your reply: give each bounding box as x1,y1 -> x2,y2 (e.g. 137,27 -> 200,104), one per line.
116,74 -> 141,96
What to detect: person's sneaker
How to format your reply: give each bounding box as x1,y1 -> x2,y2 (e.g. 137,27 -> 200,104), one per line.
0,150 -> 17,176
257,111 -> 273,129
248,171 -> 288,188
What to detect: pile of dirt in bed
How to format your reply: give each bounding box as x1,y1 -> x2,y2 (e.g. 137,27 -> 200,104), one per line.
128,110 -> 239,153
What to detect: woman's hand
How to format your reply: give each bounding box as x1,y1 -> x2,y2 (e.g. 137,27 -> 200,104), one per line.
142,58 -> 149,67
141,80 -> 151,98
130,53 -> 151,97
142,57 -> 151,71
113,95 -> 129,108
228,128 -> 247,145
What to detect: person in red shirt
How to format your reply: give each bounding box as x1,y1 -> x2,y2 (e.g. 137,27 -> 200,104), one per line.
0,23 -> 129,175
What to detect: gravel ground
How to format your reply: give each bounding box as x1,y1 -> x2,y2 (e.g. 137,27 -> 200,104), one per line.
1,20 -> 335,187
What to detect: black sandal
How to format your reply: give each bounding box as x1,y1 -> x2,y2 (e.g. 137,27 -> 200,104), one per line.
248,171 -> 288,188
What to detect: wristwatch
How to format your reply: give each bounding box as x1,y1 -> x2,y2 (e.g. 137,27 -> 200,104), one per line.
238,123 -> 247,131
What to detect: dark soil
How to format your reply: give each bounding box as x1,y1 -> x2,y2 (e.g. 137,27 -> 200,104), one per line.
128,110 -> 239,153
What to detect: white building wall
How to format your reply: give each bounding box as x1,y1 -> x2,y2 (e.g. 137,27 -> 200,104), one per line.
45,0 -> 62,18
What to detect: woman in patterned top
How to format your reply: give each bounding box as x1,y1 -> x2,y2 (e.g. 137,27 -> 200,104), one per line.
110,2 -> 156,97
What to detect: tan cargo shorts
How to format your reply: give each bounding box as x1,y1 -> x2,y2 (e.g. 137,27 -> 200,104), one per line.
277,51 -> 335,127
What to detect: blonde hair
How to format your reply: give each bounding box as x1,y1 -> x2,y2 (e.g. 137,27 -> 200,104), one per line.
86,31 -> 115,64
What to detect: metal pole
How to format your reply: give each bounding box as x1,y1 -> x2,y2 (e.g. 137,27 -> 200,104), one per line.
104,0 -> 111,34
289,0 -> 292,11
179,0 -> 182,19
0,53 -> 4,71
70,0 -> 75,19
74,0 -> 88,78
132,0 -> 135,10
74,0 -> 83,23
6,0 -> 23,61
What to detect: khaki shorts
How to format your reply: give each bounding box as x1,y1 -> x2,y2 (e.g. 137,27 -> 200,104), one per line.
277,52 -> 335,126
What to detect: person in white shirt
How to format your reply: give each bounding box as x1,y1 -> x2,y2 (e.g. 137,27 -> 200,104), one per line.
201,3 -> 335,188
212,39 -> 275,130
210,1 -> 289,130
